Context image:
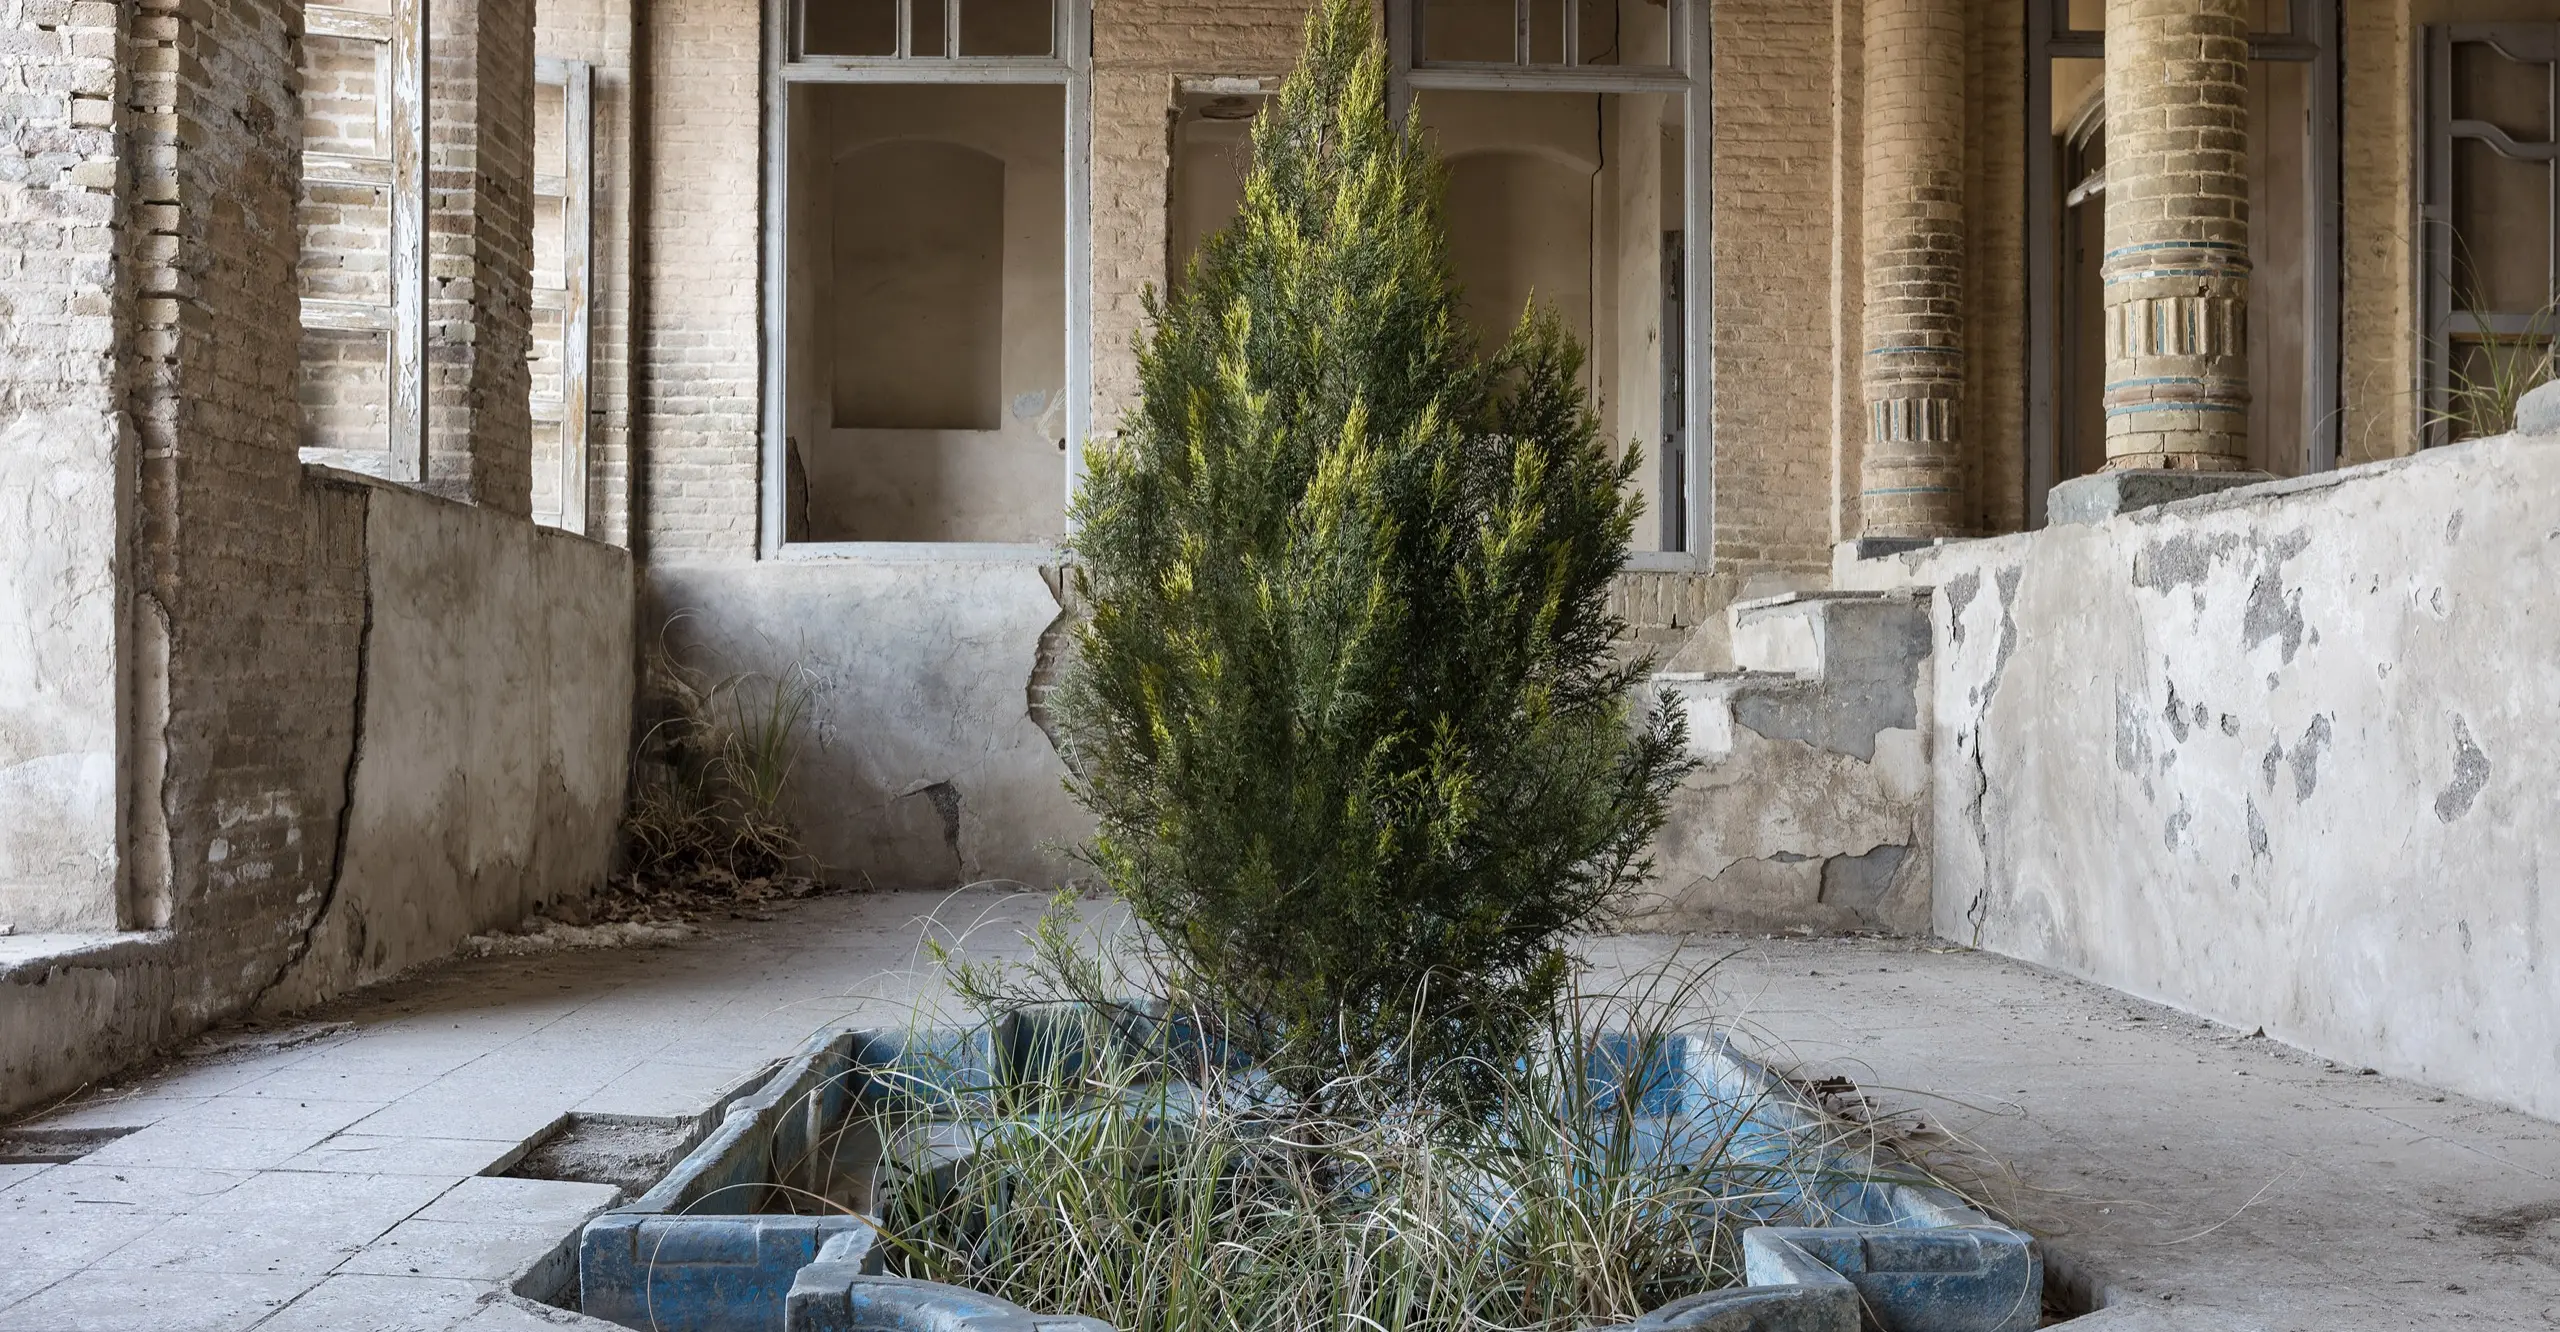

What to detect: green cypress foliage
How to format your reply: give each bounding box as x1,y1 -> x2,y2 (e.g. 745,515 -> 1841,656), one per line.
1058,0 -> 1692,1101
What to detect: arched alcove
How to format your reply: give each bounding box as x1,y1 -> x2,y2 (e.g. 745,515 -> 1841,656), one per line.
830,139 -> 1007,430
1442,148 -> 1595,355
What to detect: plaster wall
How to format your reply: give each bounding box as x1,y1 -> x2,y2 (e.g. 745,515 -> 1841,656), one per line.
0,0 -> 126,933
649,559 -> 1088,891
262,475 -> 635,1011
1841,431 -> 2560,1121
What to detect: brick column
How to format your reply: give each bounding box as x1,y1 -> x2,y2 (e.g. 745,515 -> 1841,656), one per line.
2100,0 -> 2250,471
426,0 -> 537,513
1857,0 -> 1968,540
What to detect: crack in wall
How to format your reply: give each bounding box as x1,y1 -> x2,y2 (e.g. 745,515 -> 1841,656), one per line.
247,530 -> 375,1016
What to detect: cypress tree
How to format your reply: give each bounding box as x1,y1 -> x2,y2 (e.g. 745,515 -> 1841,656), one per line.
1058,0 -> 1691,1101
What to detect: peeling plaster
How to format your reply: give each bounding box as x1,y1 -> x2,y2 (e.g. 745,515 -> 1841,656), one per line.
2288,715 -> 2332,801
2434,717 -> 2491,823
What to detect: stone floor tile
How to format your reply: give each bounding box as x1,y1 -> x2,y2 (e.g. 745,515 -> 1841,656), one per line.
229,1064 -> 447,1104
0,1205 -> 172,1270
253,1272 -> 496,1332
79,1123 -> 340,1172
18,1095 -> 211,1133
335,1219 -> 571,1283
0,1164 -> 54,1194
278,1133 -> 528,1177
346,1095 -> 568,1145
101,1172 -> 454,1277
0,1164 -> 257,1215
0,1268 -> 311,1332
573,1059 -> 765,1119
172,1094 -> 388,1135
0,1269 -> 69,1315
412,1175 -> 618,1233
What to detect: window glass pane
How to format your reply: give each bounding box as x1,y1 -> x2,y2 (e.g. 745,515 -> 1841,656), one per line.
2242,0 -> 2290,35
804,0 -> 896,56
1423,0 -> 1516,63
2065,0 -> 2100,32
1529,0 -> 1564,64
1577,0 -> 1673,67
960,0 -> 1051,56
912,0 -> 948,56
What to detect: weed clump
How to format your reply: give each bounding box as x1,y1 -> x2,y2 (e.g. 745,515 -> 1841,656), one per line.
614,621 -> 825,916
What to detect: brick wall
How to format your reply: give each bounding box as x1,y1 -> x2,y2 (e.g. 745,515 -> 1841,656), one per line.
131,0 -> 369,1012
1087,1 -> 1309,431
634,0 -> 763,559
1709,0 -> 1840,573
426,0 -> 537,512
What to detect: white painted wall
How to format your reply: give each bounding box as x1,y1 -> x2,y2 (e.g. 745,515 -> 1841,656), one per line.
1842,431 -> 2560,1121
0,407 -> 123,933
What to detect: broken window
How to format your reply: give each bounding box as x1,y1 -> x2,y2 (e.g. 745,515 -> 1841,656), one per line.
768,0 -> 1089,551
2027,0 -> 2341,511
1388,0 -> 1704,554
531,58 -> 595,533
2423,24 -> 2559,445
296,0 -> 427,481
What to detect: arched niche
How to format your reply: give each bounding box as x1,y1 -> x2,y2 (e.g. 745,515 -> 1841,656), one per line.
830,138 -> 1007,431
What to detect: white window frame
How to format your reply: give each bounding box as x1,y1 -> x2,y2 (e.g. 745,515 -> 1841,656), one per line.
1385,0 -> 1710,560
760,0 -> 1093,560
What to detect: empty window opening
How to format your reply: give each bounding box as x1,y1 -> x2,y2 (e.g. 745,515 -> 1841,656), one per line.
1420,90 -> 1688,554
2029,0 -> 2340,510
531,58 -> 595,533
295,1 -> 426,481
2424,24 -> 2558,445
783,82 -> 1066,543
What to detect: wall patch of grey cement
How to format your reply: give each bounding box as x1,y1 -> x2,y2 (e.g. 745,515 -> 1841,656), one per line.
1839,431 -> 2560,1122
2433,717 -> 2490,823
650,557 -> 1088,891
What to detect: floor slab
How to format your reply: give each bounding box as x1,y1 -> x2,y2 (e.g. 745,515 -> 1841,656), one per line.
5,890 -> 2555,1330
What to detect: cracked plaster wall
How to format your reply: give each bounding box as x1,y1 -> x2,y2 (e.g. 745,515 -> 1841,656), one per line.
649,560 -> 1087,891
1640,595 -> 1933,934
1841,432 -> 2560,1121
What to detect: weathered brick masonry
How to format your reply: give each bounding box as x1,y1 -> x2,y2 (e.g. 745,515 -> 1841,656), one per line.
427,0 -> 538,511
1857,0 -> 1967,539
2099,0 -> 2253,471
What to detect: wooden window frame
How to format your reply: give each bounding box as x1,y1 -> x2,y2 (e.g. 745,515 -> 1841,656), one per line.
533,57 -> 595,534
299,0 -> 429,483
2420,23 -> 2560,449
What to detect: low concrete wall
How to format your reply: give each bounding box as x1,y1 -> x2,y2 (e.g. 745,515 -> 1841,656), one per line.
1,470 -> 634,1114
262,478 -> 636,1009
648,556 -> 1088,891
1842,432 -> 2560,1121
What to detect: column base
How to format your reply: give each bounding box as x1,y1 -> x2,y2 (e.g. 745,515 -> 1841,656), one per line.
2047,469 -> 2271,527
1841,536 -> 1944,561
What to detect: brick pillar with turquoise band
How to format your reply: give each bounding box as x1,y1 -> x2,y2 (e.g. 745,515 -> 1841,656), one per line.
1857,0 -> 1969,539
2101,0 -> 2252,472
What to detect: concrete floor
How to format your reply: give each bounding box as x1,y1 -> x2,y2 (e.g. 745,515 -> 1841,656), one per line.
4,889 -> 2557,1330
